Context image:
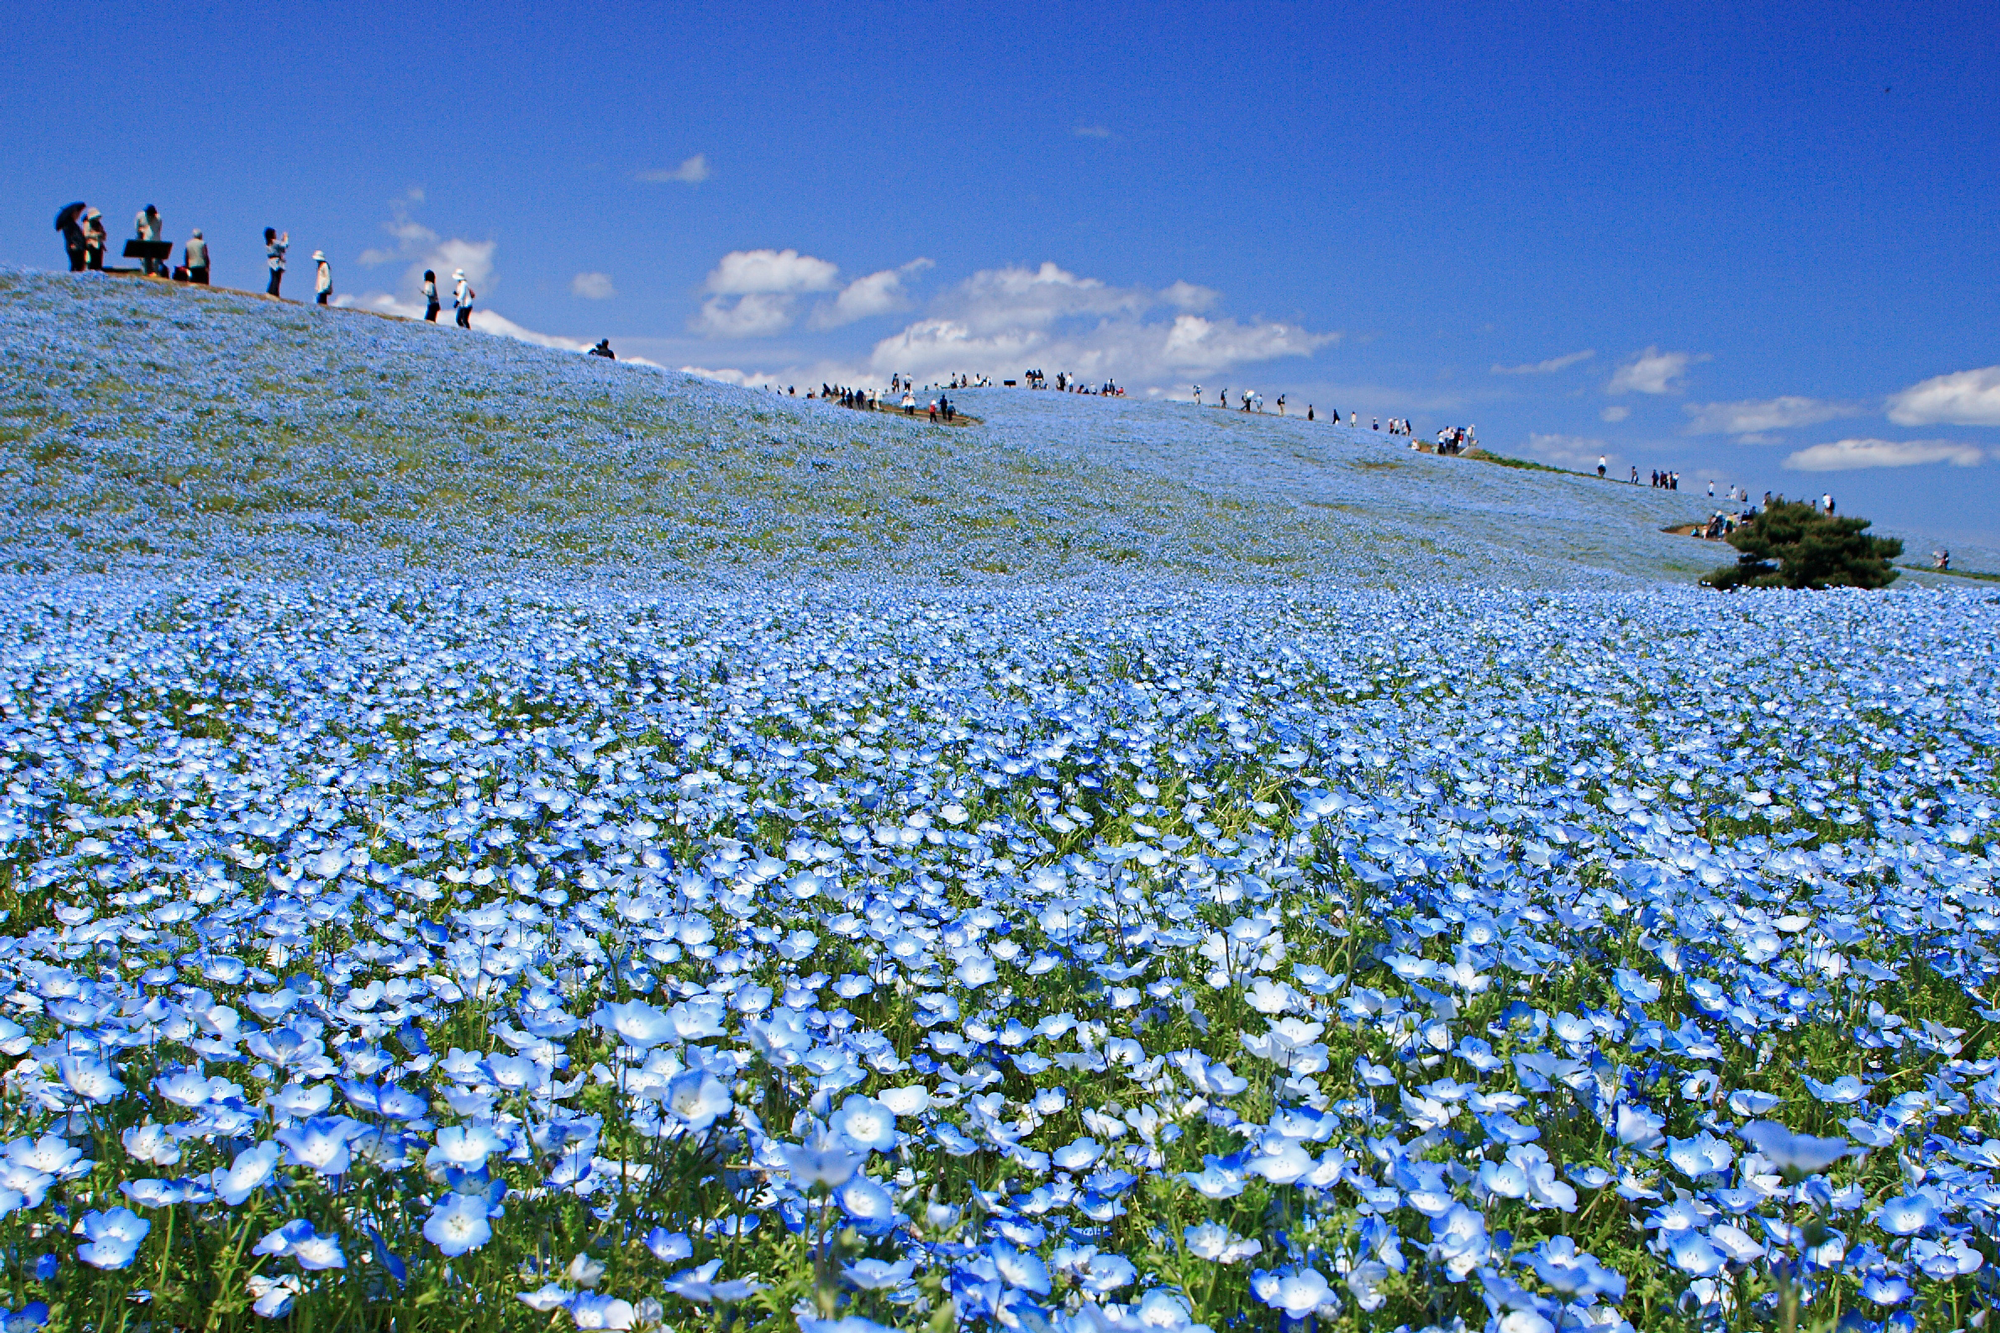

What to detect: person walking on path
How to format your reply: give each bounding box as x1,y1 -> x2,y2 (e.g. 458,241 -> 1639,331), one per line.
313,251 -> 332,305
422,270 -> 441,322
184,230 -> 209,285
134,205 -> 164,274
452,270 -> 474,327
264,229 -> 288,297
83,209 -> 107,270
57,203 -> 88,271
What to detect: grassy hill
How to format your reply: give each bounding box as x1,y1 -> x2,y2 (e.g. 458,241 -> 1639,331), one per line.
0,268 -> 1717,585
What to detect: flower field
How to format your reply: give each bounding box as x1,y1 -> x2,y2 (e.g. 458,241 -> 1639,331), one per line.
0,270 -> 1997,1332
0,574 -> 1994,1333
0,269 -> 1719,588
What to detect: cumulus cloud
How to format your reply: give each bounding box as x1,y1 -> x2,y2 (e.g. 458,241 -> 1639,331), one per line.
1783,438 -> 1984,472
1161,281 -> 1220,312
1885,365 -> 2000,427
1600,405 -> 1630,423
813,259 -> 934,329
683,258 -> 1336,389
348,291 -> 589,352
1682,395 -> 1861,436
692,248 -> 843,337
693,292 -> 799,338
357,193 -> 436,268
1523,433 -> 1613,468
638,155 -> 710,184
1491,349 -> 1594,375
1608,346 -> 1705,395
704,249 -> 839,296
570,272 -> 615,300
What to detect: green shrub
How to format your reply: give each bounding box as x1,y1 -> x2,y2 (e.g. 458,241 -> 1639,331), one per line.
1703,500 -> 1902,589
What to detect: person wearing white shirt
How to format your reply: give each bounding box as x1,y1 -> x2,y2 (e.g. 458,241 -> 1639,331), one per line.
313,251 -> 332,305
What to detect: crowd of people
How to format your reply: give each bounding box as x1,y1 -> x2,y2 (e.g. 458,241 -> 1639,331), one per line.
53,198 -> 489,331
813,382 -> 961,423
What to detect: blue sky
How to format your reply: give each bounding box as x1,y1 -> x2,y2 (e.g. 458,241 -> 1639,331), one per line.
5,1 -> 1997,546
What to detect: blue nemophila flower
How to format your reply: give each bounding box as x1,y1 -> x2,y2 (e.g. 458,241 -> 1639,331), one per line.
843,1256 -> 915,1290
567,1293 -> 636,1329
643,1228 -> 693,1263
1874,1194 -> 1939,1236
830,1094 -> 897,1153
251,1219 -> 346,1271
596,1000 -> 675,1049
661,1259 -> 763,1304
275,1117 -> 365,1176
77,1207 -> 150,1269
1738,1120 -> 1863,1175
1183,1221 -> 1262,1263
246,1274 -> 301,1319
422,1192 -> 493,1256
209,1141 -> 279,1207
1250,1265 -> 1335,1319
1524,1235 -> 1625,1300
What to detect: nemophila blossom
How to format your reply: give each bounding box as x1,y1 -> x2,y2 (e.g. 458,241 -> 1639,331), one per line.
247,1273 -> 301,1319
663,1070 -> 731,1132
830,1094 -> 897,1153
422,1193 -> 492,1256
1250,1265 -> 1335,1319
842,1256 -> 915,1290
1738,1121 -> 1863,1176
76,1208 -> 149,1269
662,1259 -> 763,1304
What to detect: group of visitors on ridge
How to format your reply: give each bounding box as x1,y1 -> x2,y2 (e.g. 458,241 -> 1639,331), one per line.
54,199 -> 478,326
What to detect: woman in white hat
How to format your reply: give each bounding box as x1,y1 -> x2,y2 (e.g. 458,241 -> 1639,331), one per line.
452,269 -> 474,327
313,251 -> 332,305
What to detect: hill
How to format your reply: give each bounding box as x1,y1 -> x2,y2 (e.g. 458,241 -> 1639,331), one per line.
1,268 -> 1717,585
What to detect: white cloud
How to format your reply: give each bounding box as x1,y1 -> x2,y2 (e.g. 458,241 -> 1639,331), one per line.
944,262 -> 1151,335
1682,395 -> 1861,436
357,193 -> 437,268
1524,433 -> 1613,468
692,292 -> 798,338
1885,365 -> 2000,426
570,271 -> 615,300
704,248 -> 839,295
349,291 -> 589,352
1161,281 -> 1220,312
868,307 -> 1331,384
693,248 -> 843,337
1600,404 -> 1630,423
813,258 -> 934,329
1608,346 -> 1705,395
1783,438 -> 1984,472
1491,349 -> 1594,375
1074,124 -> 1113,139
638,155 -> 710,184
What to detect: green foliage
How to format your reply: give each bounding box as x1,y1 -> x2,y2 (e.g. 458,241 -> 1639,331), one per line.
1703,501 -> 1902,590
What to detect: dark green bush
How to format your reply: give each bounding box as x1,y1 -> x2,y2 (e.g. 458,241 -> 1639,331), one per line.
1703,501 -> 1902,590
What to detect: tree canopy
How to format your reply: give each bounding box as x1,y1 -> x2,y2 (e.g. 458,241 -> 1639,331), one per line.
1703,501 -> 1902,590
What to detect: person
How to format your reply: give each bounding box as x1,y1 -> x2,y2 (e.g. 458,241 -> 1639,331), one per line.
902,389 -> 916,415
588,338 -> 615,359
58,204 -> 87,271
1630,466 -> 1638,484
1708,479 -> 1715,498
84,209 -> 107,270
1934,549 -> 1951,571
134,205 -> 164,275
313,251 -> 332,305
422,270 -> 441,322
453,269 -> 474,327
927,398 -> 938,423
1307,405 -> 1314,421
264,228 -> 288,296
1192,384 -> 1202,406
185,230 -> 209,285
1822,492 -> 1834,514
1597,455 -> 1607,478
1277,394 -> 1286,416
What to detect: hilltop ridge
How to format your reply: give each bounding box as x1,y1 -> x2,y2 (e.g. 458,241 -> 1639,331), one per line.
0,269 -> 1716,586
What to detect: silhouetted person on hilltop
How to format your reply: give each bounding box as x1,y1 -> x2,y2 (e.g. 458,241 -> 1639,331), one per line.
589,339 -> 615,359
423,270 -> 441,322
265,228 -> 288,297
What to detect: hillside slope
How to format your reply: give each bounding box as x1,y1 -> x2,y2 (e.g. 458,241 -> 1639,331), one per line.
0,269 -> 1714,585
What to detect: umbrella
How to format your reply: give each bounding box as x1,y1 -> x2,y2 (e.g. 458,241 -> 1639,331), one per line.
54,202 -> 85,232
